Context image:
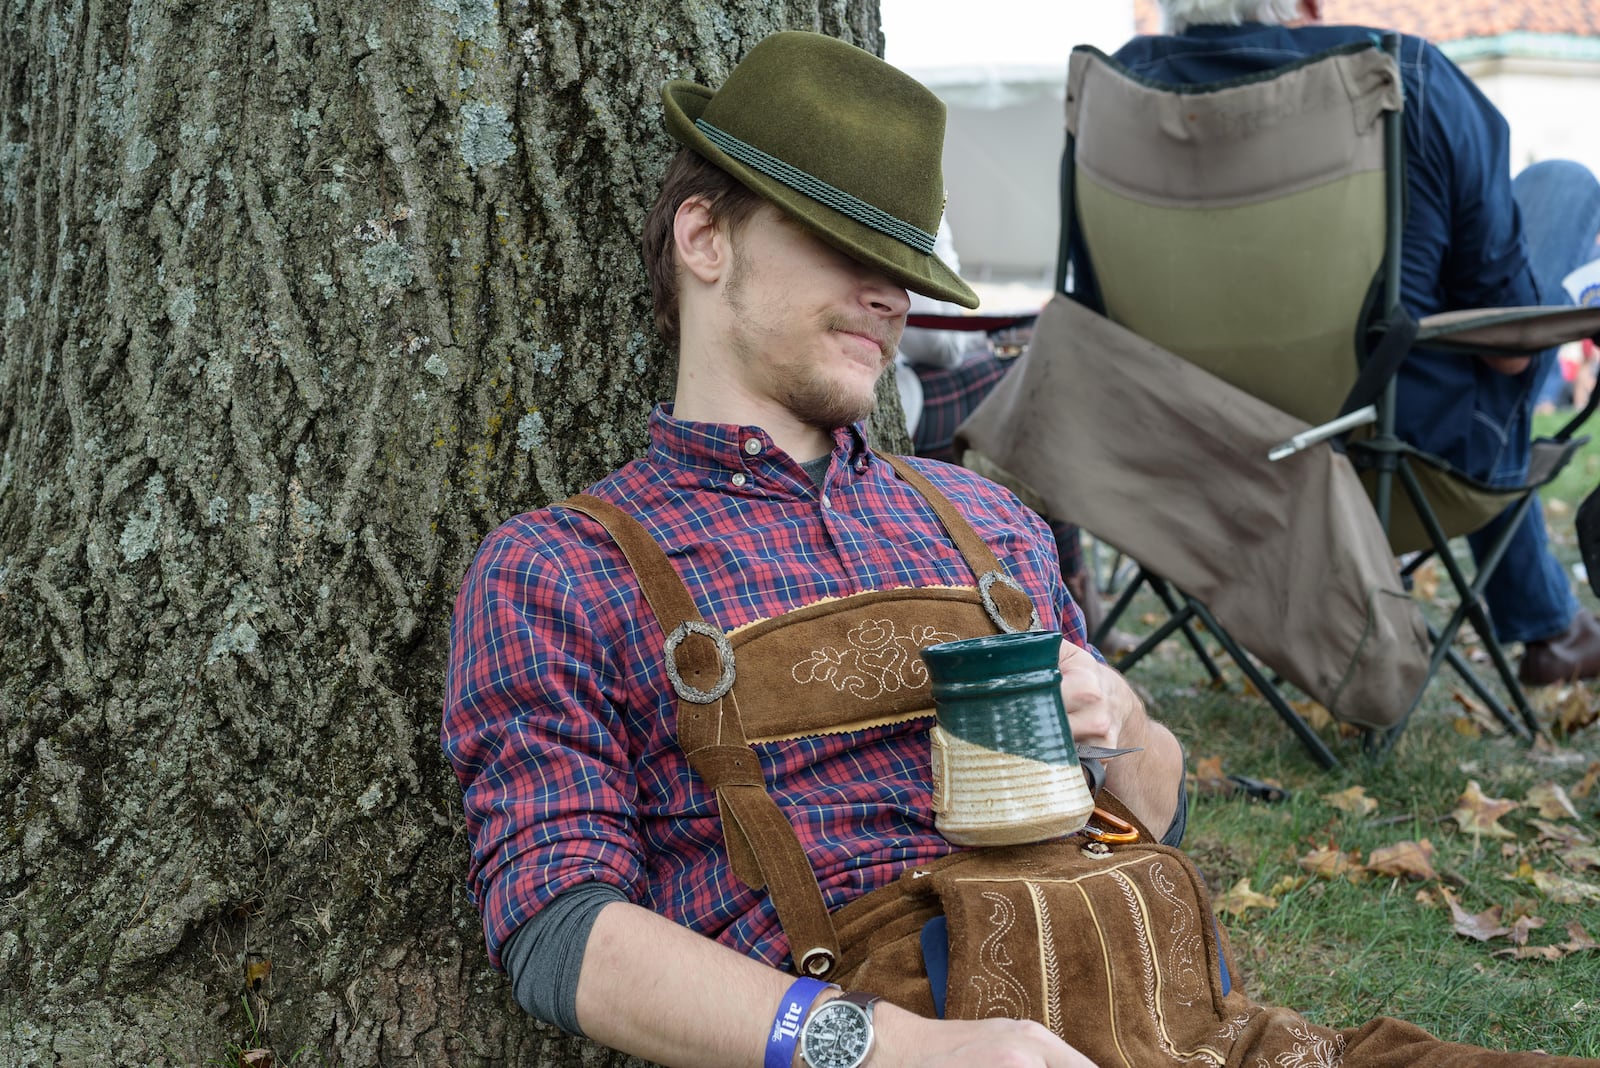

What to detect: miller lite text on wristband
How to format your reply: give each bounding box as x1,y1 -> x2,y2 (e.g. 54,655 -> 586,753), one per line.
765,976 -> 835,1068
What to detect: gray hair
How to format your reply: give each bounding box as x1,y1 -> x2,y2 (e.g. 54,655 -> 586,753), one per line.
1160,0 -> 1304,32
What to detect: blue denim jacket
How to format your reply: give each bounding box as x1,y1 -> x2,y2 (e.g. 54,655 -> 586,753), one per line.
1111,23 -> 1546,484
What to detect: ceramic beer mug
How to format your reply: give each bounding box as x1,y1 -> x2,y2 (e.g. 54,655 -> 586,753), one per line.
922,630 -> 1095,847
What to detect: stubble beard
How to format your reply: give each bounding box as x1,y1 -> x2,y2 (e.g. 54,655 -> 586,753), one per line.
724,251 -> 900,432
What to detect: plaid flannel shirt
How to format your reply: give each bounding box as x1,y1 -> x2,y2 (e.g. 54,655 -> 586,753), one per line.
442,406 -> 1085,969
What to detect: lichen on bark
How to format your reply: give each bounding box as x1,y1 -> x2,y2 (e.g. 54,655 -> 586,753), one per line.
0,1 -> 892,1065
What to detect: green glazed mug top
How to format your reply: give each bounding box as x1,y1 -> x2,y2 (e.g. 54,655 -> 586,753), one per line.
921,630 -> 1079,768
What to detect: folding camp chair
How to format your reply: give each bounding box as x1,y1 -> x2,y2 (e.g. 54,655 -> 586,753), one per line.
956,37 -> 1600,767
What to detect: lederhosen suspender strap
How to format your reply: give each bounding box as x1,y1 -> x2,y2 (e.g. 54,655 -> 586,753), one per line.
565,492 -> 847,975
879,454 -> 1040,633
563,453 -> 1038,977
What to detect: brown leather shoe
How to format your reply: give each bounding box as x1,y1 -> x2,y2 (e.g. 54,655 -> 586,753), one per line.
1519,610 -> 1600,686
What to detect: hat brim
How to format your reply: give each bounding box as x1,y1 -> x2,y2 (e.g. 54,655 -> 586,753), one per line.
662,81 -> 980,310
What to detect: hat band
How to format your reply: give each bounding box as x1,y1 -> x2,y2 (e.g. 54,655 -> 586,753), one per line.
695,120 -> 937,255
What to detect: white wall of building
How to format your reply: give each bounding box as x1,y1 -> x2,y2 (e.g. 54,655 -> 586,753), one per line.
882,1 -> 1138,286
1463,58 -> 1600,178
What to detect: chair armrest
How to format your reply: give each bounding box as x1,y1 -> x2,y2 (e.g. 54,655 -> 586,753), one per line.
1414,305 -> 1600,356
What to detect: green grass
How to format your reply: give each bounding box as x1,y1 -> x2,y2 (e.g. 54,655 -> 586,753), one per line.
1097,413 -> 1600,1055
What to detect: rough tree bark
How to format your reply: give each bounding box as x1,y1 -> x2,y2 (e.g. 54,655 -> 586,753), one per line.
0,1 -> 902,1064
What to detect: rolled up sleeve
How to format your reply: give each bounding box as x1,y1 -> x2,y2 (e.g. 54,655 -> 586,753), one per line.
442,528 -> 644,969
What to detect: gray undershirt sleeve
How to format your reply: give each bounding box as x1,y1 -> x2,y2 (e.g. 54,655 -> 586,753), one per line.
502,881 -> 629,1036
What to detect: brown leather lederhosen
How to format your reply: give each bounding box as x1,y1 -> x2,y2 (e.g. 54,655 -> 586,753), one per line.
564,456 -> 1600,1068
565,453 -> 1039,978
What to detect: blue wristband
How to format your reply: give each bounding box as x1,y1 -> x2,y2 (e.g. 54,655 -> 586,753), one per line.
765,976 -> 834,1068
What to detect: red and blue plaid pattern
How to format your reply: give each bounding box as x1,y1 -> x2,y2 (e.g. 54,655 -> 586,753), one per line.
909,345 -> 1012,463
442,406 -> 1087,970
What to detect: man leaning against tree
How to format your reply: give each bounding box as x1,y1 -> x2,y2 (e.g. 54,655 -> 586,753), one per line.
442,30 -> 1600,1068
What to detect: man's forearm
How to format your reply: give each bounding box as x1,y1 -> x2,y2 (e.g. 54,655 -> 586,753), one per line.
575,900 -> 1096,1068
577,901 -> 795,1067
1101,718 -> 1184,839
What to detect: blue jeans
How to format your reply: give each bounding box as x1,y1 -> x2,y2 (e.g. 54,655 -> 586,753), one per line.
1468,160 -> 1600,643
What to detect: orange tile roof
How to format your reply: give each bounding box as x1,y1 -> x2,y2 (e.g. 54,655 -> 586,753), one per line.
1132,1 -> 1600,41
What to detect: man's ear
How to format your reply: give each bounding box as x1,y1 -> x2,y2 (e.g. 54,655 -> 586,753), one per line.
673,196 -> 728,285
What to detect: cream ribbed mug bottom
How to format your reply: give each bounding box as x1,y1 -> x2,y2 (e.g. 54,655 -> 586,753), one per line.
931,725 -> 1096,847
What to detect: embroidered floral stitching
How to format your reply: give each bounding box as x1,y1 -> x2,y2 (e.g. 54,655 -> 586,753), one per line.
1115,870 -> 1223,1065
966,890 -> 1031,1020
1152,861 -> 1206,1008
1026,881 -> 1062,1035
1254,1023 -> 1346,1068
791,619 -> 958,700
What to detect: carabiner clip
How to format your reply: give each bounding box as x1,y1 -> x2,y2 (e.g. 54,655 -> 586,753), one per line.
1082,806 -> 1140,844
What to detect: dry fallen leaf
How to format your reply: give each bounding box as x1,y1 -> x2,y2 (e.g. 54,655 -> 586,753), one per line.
1411,560 -> 1441,602
1367,839 -> 1438,881
245,958 -> 272,988
1290,698 -> 1334,731
1188,755 -> 1230,797
1550,686 -> 1600,737
1321,786 -> 1378,817
1526,782 -> 1581,821
1562,921 -> 1599,952
1443,889 -> 1511,942
1270,874 -> 1309,896
1452,780 -> 1519,839
1528,818 -> 1593,847
1509,913 -> 1547,947
1530,869 -> 1600,904
1214,878 -> 1279,918
1574,762 -> 1600,800
1492,943 -> 1568,961
1299,845 -> 1363,881
1491,921 -> 1600,962
1559,845 -> 1600,873
1450,689 -> 1504,737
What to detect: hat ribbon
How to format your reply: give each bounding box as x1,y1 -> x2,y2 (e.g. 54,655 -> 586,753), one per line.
695,119 -> 938,255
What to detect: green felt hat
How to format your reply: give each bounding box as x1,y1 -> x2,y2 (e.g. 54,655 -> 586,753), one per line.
661,31 -> 978,309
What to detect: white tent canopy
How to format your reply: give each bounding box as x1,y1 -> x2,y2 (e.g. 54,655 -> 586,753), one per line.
882,1 -> 1138,288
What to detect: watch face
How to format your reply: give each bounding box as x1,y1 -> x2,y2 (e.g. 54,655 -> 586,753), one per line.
801,1000 -> 872,1068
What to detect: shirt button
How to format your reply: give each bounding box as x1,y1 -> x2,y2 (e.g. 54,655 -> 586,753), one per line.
731,473 -> 748,487
743,438 -> 762,455
821,493 -> 831,509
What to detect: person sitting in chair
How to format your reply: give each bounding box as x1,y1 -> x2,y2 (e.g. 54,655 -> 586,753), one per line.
1116,0 -> 1600,686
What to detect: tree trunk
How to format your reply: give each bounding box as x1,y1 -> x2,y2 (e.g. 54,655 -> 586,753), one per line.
0,2 -> 895,1064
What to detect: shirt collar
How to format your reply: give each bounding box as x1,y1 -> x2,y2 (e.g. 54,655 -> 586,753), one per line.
647,404 -> 875,477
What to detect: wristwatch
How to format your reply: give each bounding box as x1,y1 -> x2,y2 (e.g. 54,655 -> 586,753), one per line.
797,991 -> 882,1068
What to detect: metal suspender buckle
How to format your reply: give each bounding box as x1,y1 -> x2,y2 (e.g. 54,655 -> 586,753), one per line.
663,619 -> 737,703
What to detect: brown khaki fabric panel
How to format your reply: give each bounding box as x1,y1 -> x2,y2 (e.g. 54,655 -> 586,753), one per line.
956,295 -> 1430,729
1066,46 -> 1398,208
1077,172 -> 1385,425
